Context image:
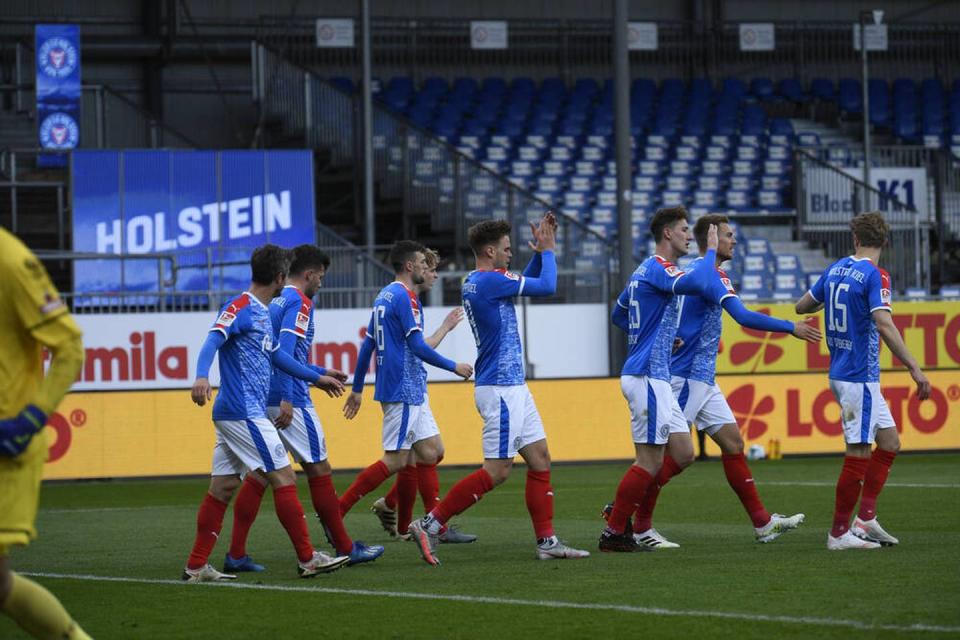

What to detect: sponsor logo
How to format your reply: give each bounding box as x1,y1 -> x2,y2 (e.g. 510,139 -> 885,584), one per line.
727,384 -> 775,439
43,408 -> 86,464
295,312 -> 310,332
45,331 -> 189,383
728,308 -> 789,371
216,310 -> 237,327
38,36 -> 78,78
39,113 -> 79,150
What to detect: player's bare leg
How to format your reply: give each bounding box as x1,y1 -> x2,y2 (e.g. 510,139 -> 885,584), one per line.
709,424 -> 805,542
850,427 -> 900,546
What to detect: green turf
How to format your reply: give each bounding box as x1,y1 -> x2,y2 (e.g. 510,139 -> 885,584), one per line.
3,454 -> 959,639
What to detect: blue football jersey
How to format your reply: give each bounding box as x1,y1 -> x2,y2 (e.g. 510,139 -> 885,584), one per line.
672,259 -> 738,384
267,285 -> 315,408
367,281 -> 427,404
461,269 -> 526,386
810,256 -> 892,383
618,255 -> 688,381
209,292 -> 274,420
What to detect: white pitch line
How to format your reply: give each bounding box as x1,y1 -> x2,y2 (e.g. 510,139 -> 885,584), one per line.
761,481 -> 960,489
20,572 -> 960,634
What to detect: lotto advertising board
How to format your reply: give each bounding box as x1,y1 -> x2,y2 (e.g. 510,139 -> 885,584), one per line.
715,301 -> 960,374
41,371 -> 959,479
70,149 -> 315,298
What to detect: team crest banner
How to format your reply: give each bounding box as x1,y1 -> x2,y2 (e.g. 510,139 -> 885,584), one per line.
35,24 -> 81,167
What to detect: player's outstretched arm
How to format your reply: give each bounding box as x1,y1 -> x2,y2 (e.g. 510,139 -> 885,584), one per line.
272,346 -> 329,387
405,330 -> 473,379
520,248 -> 557,297
426,307 -> 464,348
874,309 -> 931,400
672,249 -> 718,296
721,297 -> 821,342
795,291 -> 823,314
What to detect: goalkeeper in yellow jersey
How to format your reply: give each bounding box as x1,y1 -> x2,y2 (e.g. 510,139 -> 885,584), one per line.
0,228 -> 91,639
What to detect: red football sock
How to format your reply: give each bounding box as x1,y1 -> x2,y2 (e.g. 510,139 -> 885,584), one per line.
633,455 -> 683,532
227,476 -> 266,559
858,448 -> 897,522
525,469 -> 555,539
339,460 -> 391,516
187,493 -> 228,570
432,469 -> 494,525
608,465 -> 654,534
831,456 -> 869,537
308,474 -> 353,555
273,484 -> 314,563
384,479 -> 399,510
395,465 -> 419,535
417,462 -> 441,512
722,453 -> 771,528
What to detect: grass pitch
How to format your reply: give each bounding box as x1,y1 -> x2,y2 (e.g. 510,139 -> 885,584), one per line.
3,454 -> 959,639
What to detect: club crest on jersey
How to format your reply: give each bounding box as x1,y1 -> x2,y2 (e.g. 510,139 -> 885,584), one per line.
274,443 -> 286,459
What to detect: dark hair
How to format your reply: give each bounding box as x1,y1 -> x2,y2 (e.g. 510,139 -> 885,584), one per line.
389,240 -> 425,274
649,206 -> 689,242
468,220 -> 512,255
693,214 -> 730,250
850,211 -> 890,248
250,244 -> 292,285
289,244 -> 331,275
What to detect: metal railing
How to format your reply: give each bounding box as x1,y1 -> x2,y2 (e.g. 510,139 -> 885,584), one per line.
253,42 -> 616,303
794,148 -> 931,292
257,17 -> 960,85
2,40 -> 197,149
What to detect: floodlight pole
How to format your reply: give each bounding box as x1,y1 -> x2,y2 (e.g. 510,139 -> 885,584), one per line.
613,0 -> 632,374
361,0 -> 375,254
860,11 -> 872,210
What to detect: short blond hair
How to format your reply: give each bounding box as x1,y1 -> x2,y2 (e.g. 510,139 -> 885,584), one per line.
423,247 -> 440,269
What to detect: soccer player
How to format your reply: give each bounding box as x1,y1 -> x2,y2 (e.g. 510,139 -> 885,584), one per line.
222,245 -> 385,573
605,214 -> 818,549
184,244 -> 350,581
407,213 -> 591,565
367,248 -> 477,544
795,211 -> 931,550
336,241 -> 473,524
599,207 -> 724,552
0,228 -> 92,639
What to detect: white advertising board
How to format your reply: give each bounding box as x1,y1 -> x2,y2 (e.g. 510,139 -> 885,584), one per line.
61,304 -> 611,390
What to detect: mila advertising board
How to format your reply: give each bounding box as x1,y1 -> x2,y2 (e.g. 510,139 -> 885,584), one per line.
71,149 -> 316,296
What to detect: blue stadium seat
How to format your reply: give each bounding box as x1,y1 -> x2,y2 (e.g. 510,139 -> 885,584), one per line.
778,78 -> 804,102
751,77 -> 775,100
811,77 -> 835,102
796,132 -> 821,147
838,78 -> 863,114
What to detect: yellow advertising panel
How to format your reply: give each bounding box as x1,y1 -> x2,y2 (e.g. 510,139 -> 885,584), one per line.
42,371 -> 960,480
717,300 -> 960,374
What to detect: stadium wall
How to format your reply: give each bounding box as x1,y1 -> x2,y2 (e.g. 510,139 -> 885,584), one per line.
38,300 -> 960,480
39,370 -> 960,480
